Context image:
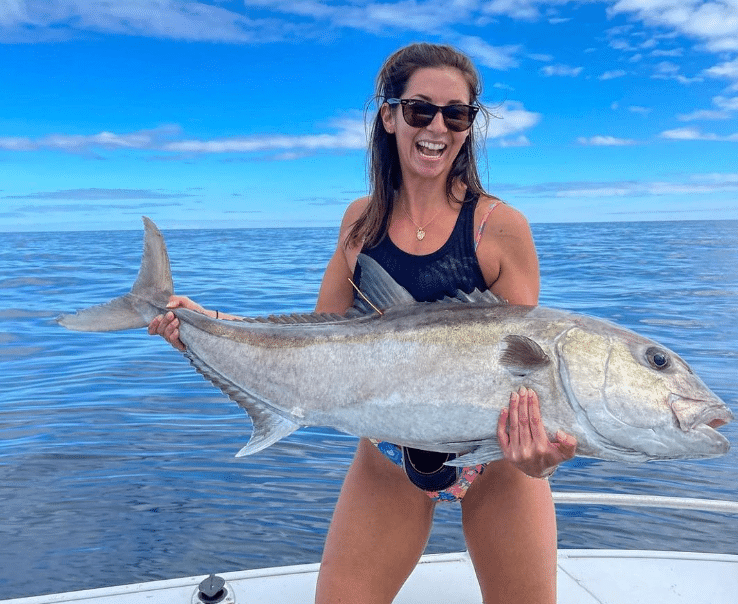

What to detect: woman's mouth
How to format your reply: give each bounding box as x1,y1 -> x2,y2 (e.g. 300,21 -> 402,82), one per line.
417,140 -> 446,158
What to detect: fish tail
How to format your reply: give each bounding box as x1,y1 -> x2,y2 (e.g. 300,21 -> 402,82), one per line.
57,217 -> 174,332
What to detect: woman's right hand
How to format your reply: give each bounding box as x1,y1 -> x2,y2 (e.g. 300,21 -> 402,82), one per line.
148,295 -> 206,351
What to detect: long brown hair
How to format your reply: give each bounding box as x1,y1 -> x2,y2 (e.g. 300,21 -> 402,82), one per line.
347,43 -> 489,249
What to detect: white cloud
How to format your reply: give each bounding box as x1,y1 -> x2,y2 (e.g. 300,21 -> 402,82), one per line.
455,35 -> 522,70
659,127 -> 738,141
609,0 -> 738,53
599,69 -> 627,80
650,48 -> 683,57
651,60 -> 703,84
0,0 -> 26,24
0,120 -> 368,156
0,100 -> 540,157
540,64 -> 583,77
0,136 -> 36,151
628,105 -> 652,115
677,95 -> 738,121
577,135 -> 637,146
0,125 -> 181,152
677,109 -> 731,121
704,57 -> 738,83
497,135 -> 531,147
242,0 -> 474,36
528,52 -> 554,62
4,188 -> 190,200
504,172 -> 738,198
493,82 -> 515,91
715,95 -> 738,110
481,0 -> 543,21
691,172 -> 738,183
655,60 -> 679,75
164,126 -> 366,154
485,101 -> 541,140
608,37 -> 638,52
1,0 -> 278,43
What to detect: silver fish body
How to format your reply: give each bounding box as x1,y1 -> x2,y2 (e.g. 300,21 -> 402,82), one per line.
58,217 -> 732,465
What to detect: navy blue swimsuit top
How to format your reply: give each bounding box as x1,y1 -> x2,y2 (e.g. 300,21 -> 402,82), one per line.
353,196 -> 488,303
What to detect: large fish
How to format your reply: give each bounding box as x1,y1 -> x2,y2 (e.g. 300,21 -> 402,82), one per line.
57,217 -> 732,466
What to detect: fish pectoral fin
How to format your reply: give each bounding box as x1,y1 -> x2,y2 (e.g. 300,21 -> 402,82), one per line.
500,334 -> 551,377
443,442 -> 503,467
236,407 -> 300,457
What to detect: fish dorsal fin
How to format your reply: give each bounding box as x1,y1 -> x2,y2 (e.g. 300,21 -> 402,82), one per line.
352,254 -> 507,315
500,334 -> 551,376
354,254 -> 416,312
238,312 -> 348,325
441,289 -> 507,305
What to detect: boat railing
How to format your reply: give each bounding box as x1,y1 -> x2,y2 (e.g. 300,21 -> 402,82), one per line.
552,491 -> 738,515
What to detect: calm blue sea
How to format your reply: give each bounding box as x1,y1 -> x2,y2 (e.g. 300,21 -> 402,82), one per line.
1,220 -> 737,599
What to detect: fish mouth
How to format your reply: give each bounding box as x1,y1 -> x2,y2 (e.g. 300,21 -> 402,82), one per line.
669,394 -> 734,432
693,408 -> 733,430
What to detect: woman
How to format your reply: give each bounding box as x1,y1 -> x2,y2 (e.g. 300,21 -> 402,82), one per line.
149,43 -> 577,604
311,42 -> 576,604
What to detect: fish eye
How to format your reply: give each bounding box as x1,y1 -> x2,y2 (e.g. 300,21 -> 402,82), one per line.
646,347 -> 671,370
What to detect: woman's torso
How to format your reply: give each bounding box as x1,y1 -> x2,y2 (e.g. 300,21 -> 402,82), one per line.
352,195 -> 488,302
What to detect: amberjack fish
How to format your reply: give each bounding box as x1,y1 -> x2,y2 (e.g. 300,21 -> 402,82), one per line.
57,218 -> 732,466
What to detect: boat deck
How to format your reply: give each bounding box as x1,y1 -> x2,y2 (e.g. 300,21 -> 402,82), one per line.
6,493 -> 738,604
5,548 -> 738,604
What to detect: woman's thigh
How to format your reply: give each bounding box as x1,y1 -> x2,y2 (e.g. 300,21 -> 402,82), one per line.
315,438 -> 436,604
461,460 -> 557,604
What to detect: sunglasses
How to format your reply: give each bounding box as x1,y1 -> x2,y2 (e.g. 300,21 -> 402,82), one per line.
386,98 -> 479,132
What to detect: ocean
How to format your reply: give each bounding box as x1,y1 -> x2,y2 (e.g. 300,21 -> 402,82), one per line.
1,219 -> 736,599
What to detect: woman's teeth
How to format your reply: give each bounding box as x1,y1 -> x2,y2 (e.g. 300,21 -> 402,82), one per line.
417,141 -> 446,157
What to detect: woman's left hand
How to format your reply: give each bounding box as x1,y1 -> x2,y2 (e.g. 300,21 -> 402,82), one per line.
497,386 -> 577,479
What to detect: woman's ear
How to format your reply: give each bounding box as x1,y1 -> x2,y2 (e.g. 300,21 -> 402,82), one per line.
380,102 -> 395,134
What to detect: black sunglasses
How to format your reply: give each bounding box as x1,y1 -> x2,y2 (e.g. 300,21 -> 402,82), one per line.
386,98 -> 479,132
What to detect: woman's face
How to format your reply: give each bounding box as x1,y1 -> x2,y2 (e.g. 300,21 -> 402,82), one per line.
382,66 -> 472,185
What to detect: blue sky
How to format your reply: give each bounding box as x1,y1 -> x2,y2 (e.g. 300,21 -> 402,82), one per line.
1,1 -> 737,231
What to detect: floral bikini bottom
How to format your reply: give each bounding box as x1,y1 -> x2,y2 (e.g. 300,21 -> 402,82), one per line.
370,439 -> 486,502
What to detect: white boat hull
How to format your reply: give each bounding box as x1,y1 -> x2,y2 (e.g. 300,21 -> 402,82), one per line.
4,548 -> 738,604
6,493 -> 738,604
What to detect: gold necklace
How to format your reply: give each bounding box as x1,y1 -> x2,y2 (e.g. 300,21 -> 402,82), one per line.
403,203 -> 443,241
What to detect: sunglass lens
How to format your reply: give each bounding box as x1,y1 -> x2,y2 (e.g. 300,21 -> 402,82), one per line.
399,100 -> 477,131
443,106 -> 475,131
402,101 -> 436,128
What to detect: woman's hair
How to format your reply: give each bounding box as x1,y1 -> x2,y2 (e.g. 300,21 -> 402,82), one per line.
347,42 -> 489,249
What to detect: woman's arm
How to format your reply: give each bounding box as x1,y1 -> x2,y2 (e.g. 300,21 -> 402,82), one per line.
315,197 -> 368,314
477,202 -> 577,477
477,202 -> 540,306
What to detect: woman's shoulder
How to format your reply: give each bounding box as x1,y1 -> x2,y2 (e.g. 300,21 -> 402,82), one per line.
476,195 -> 532,239
337,196 -> 371,251
341,196 -> 371,227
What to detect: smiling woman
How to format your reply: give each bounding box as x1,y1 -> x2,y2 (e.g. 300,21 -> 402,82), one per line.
346,44 -> 489,251
309,42 -> 576,604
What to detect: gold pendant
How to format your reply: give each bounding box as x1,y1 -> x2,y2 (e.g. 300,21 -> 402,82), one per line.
416,228 -> 426,241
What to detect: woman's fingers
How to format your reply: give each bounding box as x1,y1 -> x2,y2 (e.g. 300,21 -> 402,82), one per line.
526,387 -> 549,447
148,308 -> 185,351
554,430 -> 578,460
499,386 -> 577,478
497,407 -> 510,455
507,390 -> 520,449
